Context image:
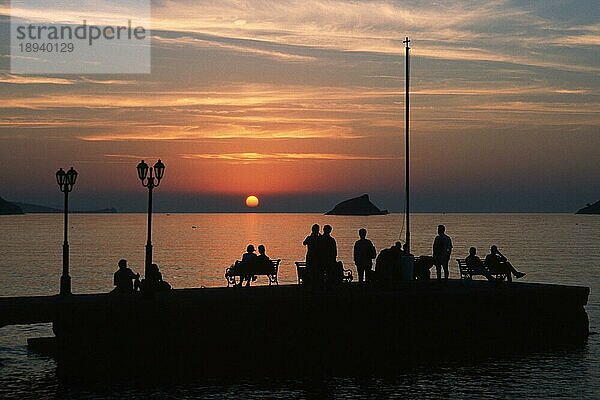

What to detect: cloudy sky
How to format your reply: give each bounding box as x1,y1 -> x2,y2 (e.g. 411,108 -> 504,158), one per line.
0,0 -> 598,212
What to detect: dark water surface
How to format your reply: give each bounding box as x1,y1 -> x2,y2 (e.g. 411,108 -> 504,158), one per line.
0,213 -> 598,398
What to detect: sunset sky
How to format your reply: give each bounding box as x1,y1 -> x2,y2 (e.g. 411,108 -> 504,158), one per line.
0,0 -> 598,212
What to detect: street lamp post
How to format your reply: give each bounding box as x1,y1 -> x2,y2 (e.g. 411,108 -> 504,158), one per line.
56,167 -> 78,295
137,159 -> 165,278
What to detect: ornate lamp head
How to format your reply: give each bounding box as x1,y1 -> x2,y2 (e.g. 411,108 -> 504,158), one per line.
66,167 -> 78,186
154,159 -> 165,181
137,160 -> 149,181
56,168 -> 66,187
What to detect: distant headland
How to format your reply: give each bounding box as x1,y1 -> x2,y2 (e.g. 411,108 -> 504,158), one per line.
0,197 -> 24,215
576,200 -> 600,215
0,196 -> 117,215
325,194 -> 388,216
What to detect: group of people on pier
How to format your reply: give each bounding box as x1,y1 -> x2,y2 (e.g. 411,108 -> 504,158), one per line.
300,222 -> 525,286
431,224 -> 525,282
110,222 -> 525,293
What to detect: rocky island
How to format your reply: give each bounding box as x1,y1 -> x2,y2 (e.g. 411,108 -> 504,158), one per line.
576,200 -> 600,215
325,194 -> 388,216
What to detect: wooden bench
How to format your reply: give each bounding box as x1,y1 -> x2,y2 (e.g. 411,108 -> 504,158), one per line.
456,259 -> 508,281
225,259 -> 281,287
294,261 -> 353,285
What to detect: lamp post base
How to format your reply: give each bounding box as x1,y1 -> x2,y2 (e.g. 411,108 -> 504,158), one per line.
60,274 -> 71,296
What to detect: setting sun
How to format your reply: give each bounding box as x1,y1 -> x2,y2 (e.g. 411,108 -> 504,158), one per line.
245,195 -> 259,208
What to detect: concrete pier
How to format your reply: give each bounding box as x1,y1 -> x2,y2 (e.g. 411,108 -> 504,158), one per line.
0,280 -> 590,377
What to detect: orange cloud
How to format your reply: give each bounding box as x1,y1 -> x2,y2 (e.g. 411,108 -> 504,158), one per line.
180,152 -> 397,163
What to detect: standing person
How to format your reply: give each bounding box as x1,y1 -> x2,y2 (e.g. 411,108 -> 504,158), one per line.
303,224 -> 321,286
113,259 -> 140,293
320,225 -> 338,287
485,245 -> 525,282
354,228 -> 376,283
433,224 -> 453,280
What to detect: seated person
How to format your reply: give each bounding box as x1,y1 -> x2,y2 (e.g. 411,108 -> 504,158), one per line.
140,263 -> 171,292
414,255 -> 434,280
484,245 -> 526,282
465,247 -> 496,281
256,244 -> 270,262
374,242 -> 403,282
238,244 -> 257,286
112,259 -> 140,293
325,261 -> 347,287
247,244 -> 273,283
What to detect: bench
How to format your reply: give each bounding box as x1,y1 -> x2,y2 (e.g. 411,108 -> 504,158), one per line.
225,259 -> 281,287
294,261 -> 353,285
456,259 -> 508,281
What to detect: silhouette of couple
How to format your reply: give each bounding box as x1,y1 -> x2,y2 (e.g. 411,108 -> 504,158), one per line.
112,259 -> 171,294
303,224 -> 344,288
466,245 -> 525,282
238,244 -> 270,287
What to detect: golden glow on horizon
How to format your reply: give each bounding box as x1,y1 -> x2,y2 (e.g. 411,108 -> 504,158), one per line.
245,195 -> 259,208
1,1 -> 598,202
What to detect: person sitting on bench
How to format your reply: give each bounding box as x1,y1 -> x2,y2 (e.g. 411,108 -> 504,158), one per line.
465,247 -> 496,281
256,244 -> 270,262
239,244 -> 257,287
484,245 -> 526,282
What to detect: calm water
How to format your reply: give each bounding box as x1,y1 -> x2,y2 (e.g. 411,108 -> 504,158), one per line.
0,213 -> 599,398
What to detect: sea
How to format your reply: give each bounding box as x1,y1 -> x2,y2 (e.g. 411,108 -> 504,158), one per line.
0,213 -> 598,399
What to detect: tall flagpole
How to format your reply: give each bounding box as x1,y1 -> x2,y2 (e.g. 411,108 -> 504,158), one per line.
403,36 -> 411,255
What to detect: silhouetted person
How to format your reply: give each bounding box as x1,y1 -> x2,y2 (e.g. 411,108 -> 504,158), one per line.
303,224 -> 322,286
433,225 -> 452,280
256,244 -> 271,279
242,244 -> 257,263
320,225 -> 338,287
113,259 -> 140,293
484,245 -> 525,282
354,228 -> 376,283
414,256 -> 434,279
141,263 -> 171,292
465,247 -> 495,281
239,244 -> 257,287
375,242 -> 403,282
256,244 -> 270,262
375,246 -> 391,281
